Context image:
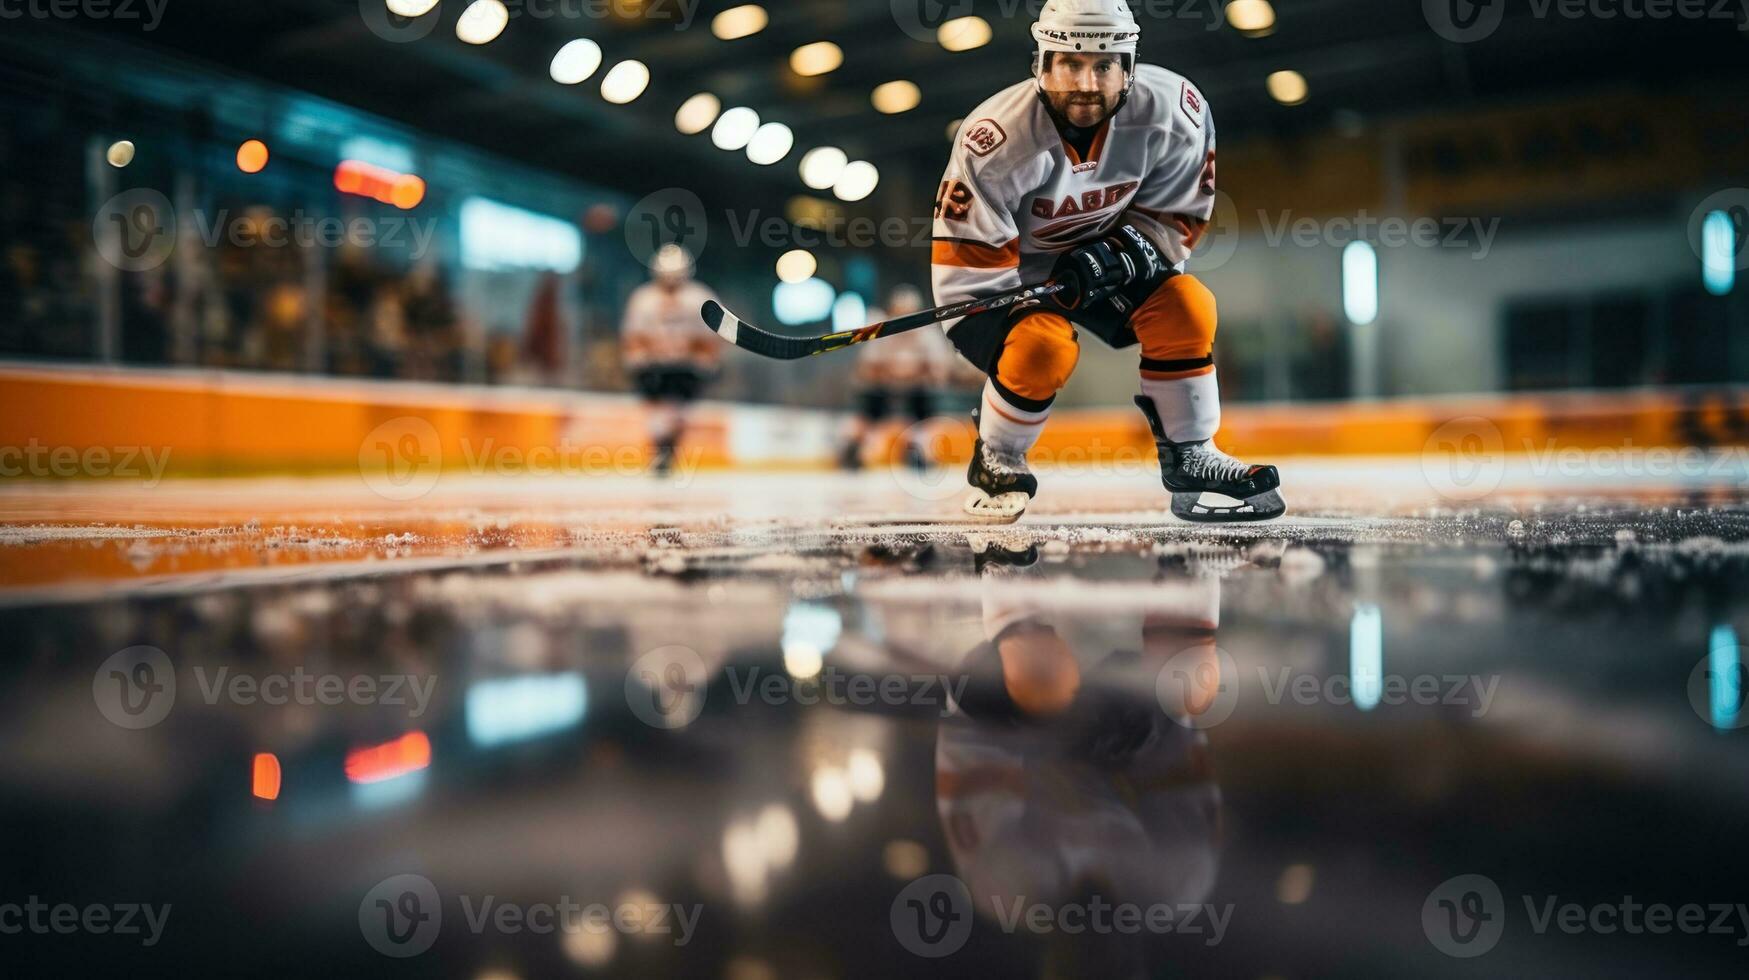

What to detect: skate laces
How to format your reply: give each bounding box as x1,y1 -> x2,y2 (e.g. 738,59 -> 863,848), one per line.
980,440 -> 1030,477
1177,441 -> 1252,482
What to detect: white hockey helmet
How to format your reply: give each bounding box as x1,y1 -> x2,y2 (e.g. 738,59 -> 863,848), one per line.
650,243 -> 694,282
1030,0 -> 1142,57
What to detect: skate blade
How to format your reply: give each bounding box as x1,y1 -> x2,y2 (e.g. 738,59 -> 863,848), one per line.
1170,489 -> 1286,524
962,489 -> 1030,525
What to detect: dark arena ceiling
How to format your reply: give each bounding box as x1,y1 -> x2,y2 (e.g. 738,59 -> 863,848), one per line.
21,0 -> 1749,213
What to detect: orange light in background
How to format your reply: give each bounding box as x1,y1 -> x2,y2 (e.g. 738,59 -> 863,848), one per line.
389,175 -> 427,210
252,752 -> 282,800
333,160 -> 426,210
344,731 -> 432,784
236,139 -> 270,174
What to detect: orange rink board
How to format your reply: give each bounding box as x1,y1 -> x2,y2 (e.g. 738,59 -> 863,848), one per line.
2,362 -> 1747,478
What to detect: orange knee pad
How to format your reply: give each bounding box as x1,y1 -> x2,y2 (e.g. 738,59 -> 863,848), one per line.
995,311 -> 1079,401
1133,274 -> 1218,377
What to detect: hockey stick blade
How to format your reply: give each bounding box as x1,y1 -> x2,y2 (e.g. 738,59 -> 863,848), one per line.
701,280 -> 1066,361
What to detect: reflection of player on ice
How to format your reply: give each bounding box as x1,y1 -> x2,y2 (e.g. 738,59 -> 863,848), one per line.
621,245 -> 721,476
838,285 -> 955,471
933,0 -> 1284,524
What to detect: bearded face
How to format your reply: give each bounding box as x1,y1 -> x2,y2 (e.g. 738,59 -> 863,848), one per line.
1038,52 -> 1128,129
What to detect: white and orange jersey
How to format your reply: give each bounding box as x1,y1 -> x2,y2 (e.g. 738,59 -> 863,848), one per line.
620,280 -> 722,368
931,64 -> 1217,330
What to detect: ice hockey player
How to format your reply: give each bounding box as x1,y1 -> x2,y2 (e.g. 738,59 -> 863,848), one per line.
621,244 -> 722,476
931,0 -> 1284,523
838,284 -> 954,471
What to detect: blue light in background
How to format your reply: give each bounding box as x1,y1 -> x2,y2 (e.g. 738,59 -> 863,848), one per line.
832,292 -> 867,330
1350,603 -> 1383,711
459,196 -> 583,274
465,673 -> 588,748
339,134 -> 417,174
773,278 -> 835,326
1702,210 -> 1737,297
1709,624 -> 1741,730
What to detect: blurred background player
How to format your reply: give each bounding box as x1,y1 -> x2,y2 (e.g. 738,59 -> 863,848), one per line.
932,0 -> 1284,525
620,244 -> 721,475
838,284 -> 955,471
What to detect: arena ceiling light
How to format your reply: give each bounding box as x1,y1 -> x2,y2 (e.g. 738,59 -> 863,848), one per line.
945,118 -> 964,141
675,93 -> 721,135
833,161 -> 879,203
746,122 -> 794,165
1267,69 -> 1309,106
790,42 -> 843,77
455,0 -> 508,45
550,39 -> 603,85
600,60 -> 651,104
387,0 -> 439,16
775,249 -> 816,284
712,107 -> 760,151
938,16 -> 992,52
712,4 -> 767,40
798,147 -> 847,190
871,81 -> 921,115
1225,0 -> 1276,35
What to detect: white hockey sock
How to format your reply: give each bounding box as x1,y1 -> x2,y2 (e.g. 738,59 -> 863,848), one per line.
979,380 -> 1049,455
1139,370 -> 1222,444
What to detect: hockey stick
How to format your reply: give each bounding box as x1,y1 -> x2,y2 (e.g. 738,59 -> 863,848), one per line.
700,280 -> 1067,361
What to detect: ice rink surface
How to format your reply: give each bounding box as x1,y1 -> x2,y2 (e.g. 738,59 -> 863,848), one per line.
3,461 -> 1749,976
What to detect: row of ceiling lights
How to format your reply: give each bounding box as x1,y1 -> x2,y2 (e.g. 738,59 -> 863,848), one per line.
388,1 -> 1305,200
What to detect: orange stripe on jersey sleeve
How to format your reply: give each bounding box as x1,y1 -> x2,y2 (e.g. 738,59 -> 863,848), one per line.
932,237 -> 1021,270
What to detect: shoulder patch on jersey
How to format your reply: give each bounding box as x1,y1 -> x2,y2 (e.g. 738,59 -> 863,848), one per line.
1179,82 -> 1206,127
962,118 -> 1008,158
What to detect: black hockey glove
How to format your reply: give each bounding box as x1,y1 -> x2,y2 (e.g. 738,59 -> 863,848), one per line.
1049,223 -> 1167,313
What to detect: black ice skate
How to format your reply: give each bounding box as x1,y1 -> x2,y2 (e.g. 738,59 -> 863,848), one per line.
1135,396 -> 1285,523
963,416 -> 1038,524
